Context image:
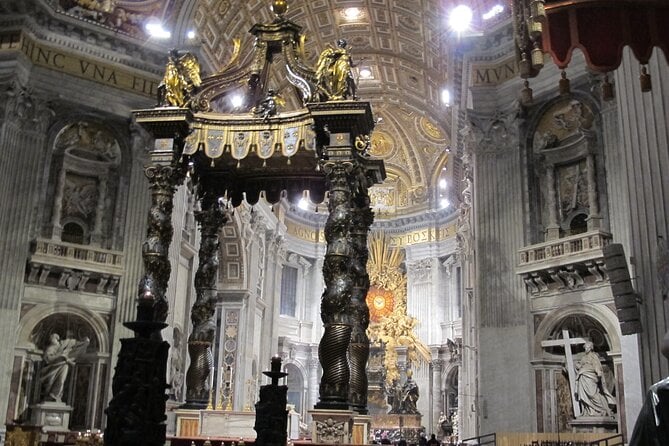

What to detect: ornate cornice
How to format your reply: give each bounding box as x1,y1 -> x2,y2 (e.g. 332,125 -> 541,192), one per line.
466,21 -> 516,63
0,0 -> 167,75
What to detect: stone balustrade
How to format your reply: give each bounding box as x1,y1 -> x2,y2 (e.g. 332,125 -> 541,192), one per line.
32,239 -> 124,270
26,238 -> 124,295
517,230 -> 613,295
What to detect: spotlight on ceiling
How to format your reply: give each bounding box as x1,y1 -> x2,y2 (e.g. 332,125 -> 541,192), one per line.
145,21 -> 171,39
359,67 -> 373,79
298,198 -> 309,210
441,88 -> 451,106
449,5 -> 473,33
343,7 -> 362,21
482,4 -> 504,20
439,179 -> 447,189
186,30 -> 196,39
230,94 -> 244,108
440,198 -> 450,209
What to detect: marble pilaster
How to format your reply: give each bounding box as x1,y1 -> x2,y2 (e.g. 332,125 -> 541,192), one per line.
0,84 -> 52,423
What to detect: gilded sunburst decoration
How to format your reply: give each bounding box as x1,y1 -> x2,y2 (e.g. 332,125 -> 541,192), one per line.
366,232 -> 430,386
366,286 -> 395,322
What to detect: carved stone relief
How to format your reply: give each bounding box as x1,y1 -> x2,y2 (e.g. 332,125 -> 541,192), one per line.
3,83 -> 53,132
529,98 -> 603,239
50,121 -> 122,248
467,110 -> 519,155
408,259 -> 432,283
556,159 -> 589,223
62,174 -> 98,229
55,0 -> 165,38
532,99 -> 594,151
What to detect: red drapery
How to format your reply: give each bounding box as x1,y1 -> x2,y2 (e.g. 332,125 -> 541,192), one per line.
542,0 -> 669,72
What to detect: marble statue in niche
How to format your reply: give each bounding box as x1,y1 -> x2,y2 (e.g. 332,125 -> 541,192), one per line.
574,341 -> 616,417
40,333 -> 90,403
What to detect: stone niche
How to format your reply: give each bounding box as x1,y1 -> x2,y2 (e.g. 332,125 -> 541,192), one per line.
45,121 -> 123,249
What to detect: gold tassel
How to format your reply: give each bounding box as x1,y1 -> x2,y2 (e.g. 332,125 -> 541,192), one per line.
559,70 -> 570,95
531,43 -> 543,70
602,74 -> 614,101
521,80 -> 533,106
530,0 -> 546,20
519,51 -> 531,78
640,65 -> 651,92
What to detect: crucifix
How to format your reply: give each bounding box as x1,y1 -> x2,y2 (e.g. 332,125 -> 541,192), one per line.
541,329 -> 588,417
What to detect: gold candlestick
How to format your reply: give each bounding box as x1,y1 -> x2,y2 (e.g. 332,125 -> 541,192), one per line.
226,383 -> 234,411
206,386 -> 214,410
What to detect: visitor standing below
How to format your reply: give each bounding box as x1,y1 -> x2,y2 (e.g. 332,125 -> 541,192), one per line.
426,433 -> 440,446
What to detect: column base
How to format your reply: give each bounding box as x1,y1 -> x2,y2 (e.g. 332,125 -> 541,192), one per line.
545,225 -> 561,241
309,409 -> 354,444
31,401 -> 72,431
568,416 -> 618,433
352,414 -> 372,444
586,215 -> 603,231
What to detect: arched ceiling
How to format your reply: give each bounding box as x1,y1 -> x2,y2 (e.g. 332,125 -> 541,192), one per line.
52,0 -> 508,217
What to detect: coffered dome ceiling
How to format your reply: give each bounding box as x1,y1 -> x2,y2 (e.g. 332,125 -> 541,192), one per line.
52,0 -> 507,217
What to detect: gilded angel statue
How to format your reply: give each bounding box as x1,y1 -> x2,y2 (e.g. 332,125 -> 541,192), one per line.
314,39 -> 357,101
157,50 -> 202,107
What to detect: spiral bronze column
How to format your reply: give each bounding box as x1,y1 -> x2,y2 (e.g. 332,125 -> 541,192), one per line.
105,161 -> 184,446
316,160 -> 354,410
348,167 -> 374,414
184,193 -> 229,408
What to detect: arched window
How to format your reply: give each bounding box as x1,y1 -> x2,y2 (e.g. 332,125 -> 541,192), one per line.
569,213 -> 588,235
61,221 -> 86,244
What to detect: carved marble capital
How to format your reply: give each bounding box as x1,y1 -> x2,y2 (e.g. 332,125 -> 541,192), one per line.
144,164 -> 185,191
466,110 -> 519,155
3,82 -> 53,132
408,259 -> 432,282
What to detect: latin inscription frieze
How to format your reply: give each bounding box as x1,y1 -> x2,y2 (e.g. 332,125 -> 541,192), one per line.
471,58 -> 519,86
0,31 -> 159,98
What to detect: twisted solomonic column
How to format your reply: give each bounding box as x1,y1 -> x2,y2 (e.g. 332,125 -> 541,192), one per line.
105,160 -> 185,446
185,193 -> 229,408
348,167 -> 374,414
316,160 -> 354,410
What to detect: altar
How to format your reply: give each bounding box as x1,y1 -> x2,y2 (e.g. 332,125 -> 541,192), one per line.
174,409 -> 257,440
370,414 -> 423,444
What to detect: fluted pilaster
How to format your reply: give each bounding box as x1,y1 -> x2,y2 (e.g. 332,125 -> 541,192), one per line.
612,48 -> 669,387
0,83 -> 52,419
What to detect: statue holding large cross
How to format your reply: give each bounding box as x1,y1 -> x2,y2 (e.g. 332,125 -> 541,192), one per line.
542,330 -> 616,418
